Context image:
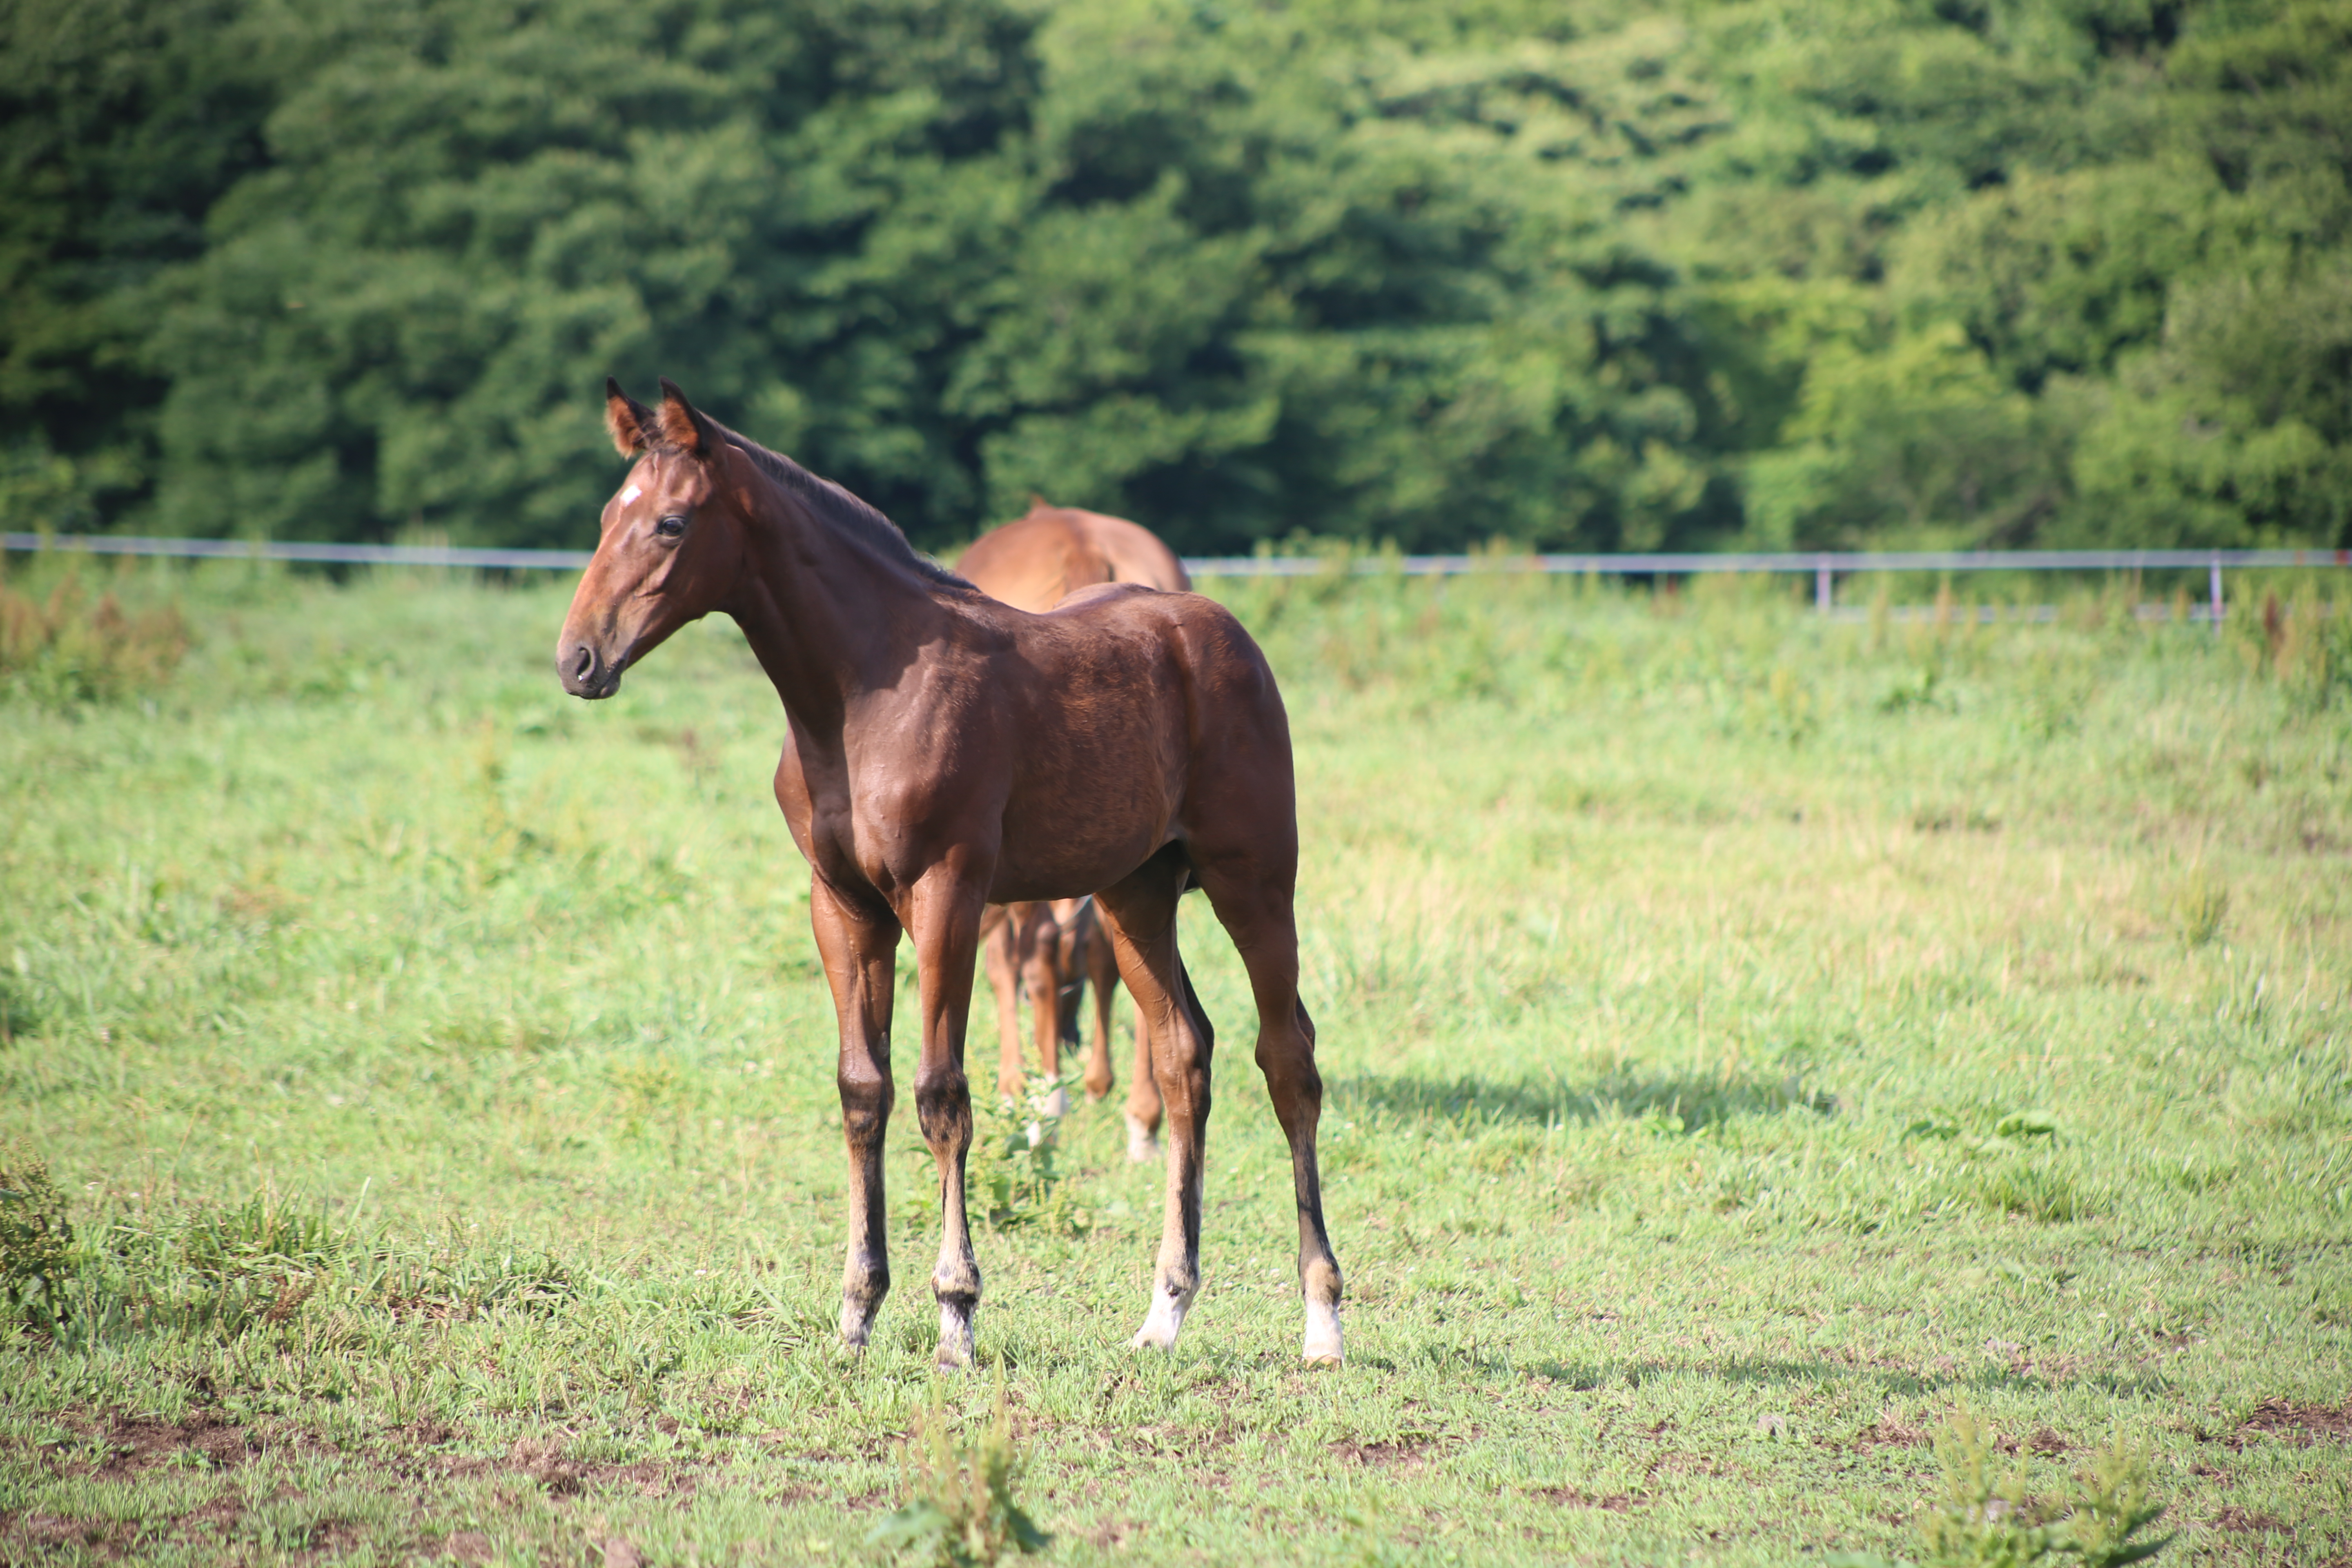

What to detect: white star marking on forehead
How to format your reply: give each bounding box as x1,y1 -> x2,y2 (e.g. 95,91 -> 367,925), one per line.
620,484 -> 642,505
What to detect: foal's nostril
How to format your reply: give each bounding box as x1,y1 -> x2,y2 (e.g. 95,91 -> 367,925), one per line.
570,645 -> 595,683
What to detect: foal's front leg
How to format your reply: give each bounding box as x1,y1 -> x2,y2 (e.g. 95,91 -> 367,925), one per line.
810,877 -> 901,1350
905,868 -> 991,1369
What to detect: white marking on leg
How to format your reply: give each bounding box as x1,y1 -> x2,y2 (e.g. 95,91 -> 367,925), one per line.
1303,1297 -> 1344,1366
1125,1112 -> 1161,1165
937,1301 -> 975,1370
1130,1283 -> 1191,1352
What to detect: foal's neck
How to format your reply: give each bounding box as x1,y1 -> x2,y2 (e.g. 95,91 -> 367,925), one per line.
721,449 -> 958,733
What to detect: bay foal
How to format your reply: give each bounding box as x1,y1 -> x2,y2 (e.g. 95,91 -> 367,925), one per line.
557,381 -> 1343,1368
957,502 -> 1192,1161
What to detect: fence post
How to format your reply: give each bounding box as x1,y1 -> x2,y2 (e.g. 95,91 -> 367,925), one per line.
1816,554 -> 1832,615
2209,550 -> 2223,635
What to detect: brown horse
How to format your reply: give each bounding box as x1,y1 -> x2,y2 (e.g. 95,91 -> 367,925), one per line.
557,380 -> 1343,1369
958,502 -> 1192,1163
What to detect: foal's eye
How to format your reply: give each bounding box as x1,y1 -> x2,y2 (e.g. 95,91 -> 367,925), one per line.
654,514 -> 688,539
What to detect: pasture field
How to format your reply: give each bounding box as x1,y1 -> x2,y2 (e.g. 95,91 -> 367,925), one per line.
2,556 -> 2350,1566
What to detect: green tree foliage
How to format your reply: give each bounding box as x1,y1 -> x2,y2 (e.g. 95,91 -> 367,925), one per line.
2,0 -> 2345,552
0,0 -> 282,524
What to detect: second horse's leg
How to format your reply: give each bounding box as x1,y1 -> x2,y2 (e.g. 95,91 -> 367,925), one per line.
906,869 -> 990,1370
982,904 -> 1025,1101
1124,1002 -> 1162,1164
1020,902 -> 1067,1115
1055,897 -> 1111,1103
810,877 -> 901,1350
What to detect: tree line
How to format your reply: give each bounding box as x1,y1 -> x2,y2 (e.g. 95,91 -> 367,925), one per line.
3,0 -> 2346,556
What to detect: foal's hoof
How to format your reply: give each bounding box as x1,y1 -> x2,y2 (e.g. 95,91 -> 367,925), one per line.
1129,1286 -> 1190,1353
1302,1301 -> 1345,1367
1123,1113 -> 1162,1165
840,1296 -> 881,1351
935,1303 -> 976,1371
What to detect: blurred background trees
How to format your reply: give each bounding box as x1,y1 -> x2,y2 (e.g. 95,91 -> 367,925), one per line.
3,0 -> 2345,555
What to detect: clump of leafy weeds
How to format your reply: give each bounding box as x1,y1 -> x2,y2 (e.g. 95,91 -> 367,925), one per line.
1879,665 -> 1949,715
1922,1408 -> 2172,1566
872,1372 -> 1051,1567
1836,1409 -> 2172,1567
54,1189 -> 347,1346
0,1139 -> 74,1331
0,567 -> 191,705
2254,588 -> 2350,710
970,1076 -> 1090,1236
1971,1163 -> 2089,1223
2167,867 -> 2227,949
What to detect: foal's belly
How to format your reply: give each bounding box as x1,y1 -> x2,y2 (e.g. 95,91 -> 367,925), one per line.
985,649 -> 1190,901
985,807 -> 1175,904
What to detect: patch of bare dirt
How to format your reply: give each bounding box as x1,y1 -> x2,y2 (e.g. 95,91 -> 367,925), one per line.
443,1437 -> 693,1500
2027,1428 -> 2069,1456
2233,1399 -> 2351,1448
1330,1437 -> 1430,1468
441,1530 -> 494,1564
1085,1518 -> 1145,1552
29,1406 -> 335,1480
169,1495 -> 247,1540
1855,1418 -> 1929,1449
298,1519 -> 363,1559
1532,1487 -> 1642,1511
2211,1506 -> 2291,1534
94,1410 -> 256,1474
4,1512 -> 139,1559
394,1417 -> 457,1448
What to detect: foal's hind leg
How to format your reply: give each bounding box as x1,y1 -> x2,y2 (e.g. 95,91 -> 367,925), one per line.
1194,864 -> 1345,1365
809,877 -> 900,1350
1092,852 -> 1212,1351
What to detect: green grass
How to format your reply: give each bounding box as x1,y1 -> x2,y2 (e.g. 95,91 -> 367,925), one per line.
2,555 -> 2348,1565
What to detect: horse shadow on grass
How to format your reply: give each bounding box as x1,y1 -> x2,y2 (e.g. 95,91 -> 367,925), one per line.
1325,1063 -> 1825,1134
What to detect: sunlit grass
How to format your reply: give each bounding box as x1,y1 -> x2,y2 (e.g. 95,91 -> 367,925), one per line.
0,557 -> 2347,1564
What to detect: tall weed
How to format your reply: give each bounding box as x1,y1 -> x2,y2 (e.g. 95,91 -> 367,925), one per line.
872,1374 -> 1051,1567
0,1140 -> 73,1332
0,566 -> 190,705
1920,1409 -> 2171,1567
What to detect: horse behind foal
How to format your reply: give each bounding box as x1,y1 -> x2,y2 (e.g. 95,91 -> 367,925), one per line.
556,380 -> 1344,1370
957,501 -> 1192,1162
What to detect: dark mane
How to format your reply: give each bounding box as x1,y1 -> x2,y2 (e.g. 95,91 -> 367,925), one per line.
701,419 -> 969,588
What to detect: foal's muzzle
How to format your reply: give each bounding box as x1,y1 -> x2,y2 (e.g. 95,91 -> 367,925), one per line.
558,639 -> 625,699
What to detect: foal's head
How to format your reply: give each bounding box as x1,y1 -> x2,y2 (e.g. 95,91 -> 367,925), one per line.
557,379 -> 750,699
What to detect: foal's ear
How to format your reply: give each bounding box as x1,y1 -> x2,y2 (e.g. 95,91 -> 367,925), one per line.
656,377 -> 720,459
605,378 -> 657,456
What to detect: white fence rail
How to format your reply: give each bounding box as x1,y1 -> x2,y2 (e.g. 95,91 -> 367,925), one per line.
9,533 -> 2349,622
